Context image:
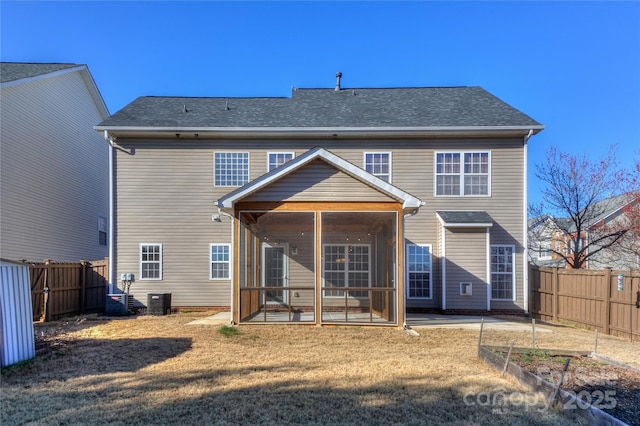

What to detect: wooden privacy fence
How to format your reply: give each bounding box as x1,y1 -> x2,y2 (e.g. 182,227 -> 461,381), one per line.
29,259 -> 109,322
529,265 -> 640,341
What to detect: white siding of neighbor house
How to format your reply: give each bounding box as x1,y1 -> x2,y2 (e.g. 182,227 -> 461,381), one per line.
0,69 -> 109,262
113,138 -> 525,310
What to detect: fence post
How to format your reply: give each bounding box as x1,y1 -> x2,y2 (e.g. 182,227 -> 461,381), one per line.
42,259 -> 52,322
552,267 -> 559,322
604,267 -> 611,335
80,260 -> 88,314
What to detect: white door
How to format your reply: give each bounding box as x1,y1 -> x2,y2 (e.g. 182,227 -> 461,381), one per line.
261,243 -> 289,305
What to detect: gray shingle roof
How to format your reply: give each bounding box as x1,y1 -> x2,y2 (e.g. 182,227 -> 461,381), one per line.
437,211 -> 494,226
97,86 -> 542,129
0,62 -> 79,84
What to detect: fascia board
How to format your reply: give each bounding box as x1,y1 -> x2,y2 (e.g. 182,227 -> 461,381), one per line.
94,125 -> 544,138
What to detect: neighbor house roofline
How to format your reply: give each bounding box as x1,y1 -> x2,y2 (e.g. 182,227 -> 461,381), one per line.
1,63 -> 110,119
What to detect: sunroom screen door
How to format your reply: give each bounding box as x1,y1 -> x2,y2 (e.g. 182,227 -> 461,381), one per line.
261,243 -> 289,305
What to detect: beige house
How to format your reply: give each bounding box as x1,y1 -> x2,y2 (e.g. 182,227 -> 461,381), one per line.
96,77 -> 543,326
1,63 -> 110,263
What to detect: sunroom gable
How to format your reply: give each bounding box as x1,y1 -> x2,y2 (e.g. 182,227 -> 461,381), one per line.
217,147 -> 424,210
243,159 -> 394,203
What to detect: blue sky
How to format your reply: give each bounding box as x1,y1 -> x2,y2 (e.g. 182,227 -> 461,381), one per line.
2,1 -> 639,206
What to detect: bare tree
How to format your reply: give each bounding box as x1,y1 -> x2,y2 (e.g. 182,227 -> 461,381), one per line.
530,146 -> 634,269
592,160 -> 640,269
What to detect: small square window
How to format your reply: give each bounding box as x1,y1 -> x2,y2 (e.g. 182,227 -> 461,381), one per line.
268,152 -> 294,171
364,152 -> 391,183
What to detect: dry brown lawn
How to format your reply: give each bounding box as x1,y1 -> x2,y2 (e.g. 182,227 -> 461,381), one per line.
1,313 -> 637,425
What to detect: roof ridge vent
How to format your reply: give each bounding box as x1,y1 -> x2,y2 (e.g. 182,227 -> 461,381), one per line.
335,71 -> 342,91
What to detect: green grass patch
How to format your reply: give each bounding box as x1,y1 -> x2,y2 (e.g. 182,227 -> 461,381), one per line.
523,348 -> 551,362
219,325 -> 242,338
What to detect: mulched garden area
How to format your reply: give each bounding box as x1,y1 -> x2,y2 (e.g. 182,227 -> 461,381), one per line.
506,350 -> 640,426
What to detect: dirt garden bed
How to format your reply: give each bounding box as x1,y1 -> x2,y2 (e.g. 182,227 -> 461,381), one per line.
483,346 -> 640,425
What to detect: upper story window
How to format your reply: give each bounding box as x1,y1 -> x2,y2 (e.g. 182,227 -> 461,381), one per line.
435,151 -> 490,196
364,152 -> 391,183
98,216 -> 107,246
214,152 -> 249,186
268,152 -> 294,171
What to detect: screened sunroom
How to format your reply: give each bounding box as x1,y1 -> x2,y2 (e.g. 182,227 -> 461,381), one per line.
217,148 -> 423,326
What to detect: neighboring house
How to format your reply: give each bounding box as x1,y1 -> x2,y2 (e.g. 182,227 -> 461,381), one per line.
586,192 -> 640,270
0,63 -> 110,262
95,75 -> 543,326
529,192 -> 640,270
528,215 -> 571,268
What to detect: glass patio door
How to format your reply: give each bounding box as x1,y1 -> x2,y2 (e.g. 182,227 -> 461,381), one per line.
261,243 -> 289,305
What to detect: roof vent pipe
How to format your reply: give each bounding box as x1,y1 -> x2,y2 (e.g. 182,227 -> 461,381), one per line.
335,72 -> 342,91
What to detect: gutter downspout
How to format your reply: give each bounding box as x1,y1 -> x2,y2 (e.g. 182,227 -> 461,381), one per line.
523,129 -> 533,315
218,207 -> 235,325
103,130 -> 115,294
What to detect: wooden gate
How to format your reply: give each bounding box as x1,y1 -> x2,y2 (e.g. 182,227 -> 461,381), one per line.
29,259 -> 109,321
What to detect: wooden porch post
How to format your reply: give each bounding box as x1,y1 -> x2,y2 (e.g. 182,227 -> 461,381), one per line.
315,208 -> 322,326
232,212 -> 240,325
397,206 -> 405,328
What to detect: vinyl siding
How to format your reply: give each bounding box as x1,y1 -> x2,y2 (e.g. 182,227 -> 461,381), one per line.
0,70 -> 109,262
114,138 -> 526,310
244,159 -> 391,202
443,228 -> 488,310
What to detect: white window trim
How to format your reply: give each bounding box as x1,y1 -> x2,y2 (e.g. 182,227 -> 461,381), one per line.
322,243 -> 371,298
213,151 -> 250,187
434,151 -> 491,197
490,244 -> 516,301
406,243 -> 432,300
267,152 -> 295,172
210,243 -> 231,280
140,243 -> 162,281
363,151 -> 392,183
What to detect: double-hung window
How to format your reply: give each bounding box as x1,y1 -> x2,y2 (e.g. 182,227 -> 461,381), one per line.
214,152 -> 249,186
406,244 -> 432,299
210,244 -> 230,279
491,245 -> 515,300
323,244 -> 370,297
267,152 -> 294,171
364,152 -> 391,183
140,243 -> 162,280
435,151 -> 490,196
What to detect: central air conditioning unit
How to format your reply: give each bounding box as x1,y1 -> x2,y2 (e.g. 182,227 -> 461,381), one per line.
106,294 -> 129,315
147,293 -> 172,315
460,282 -> 473,296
